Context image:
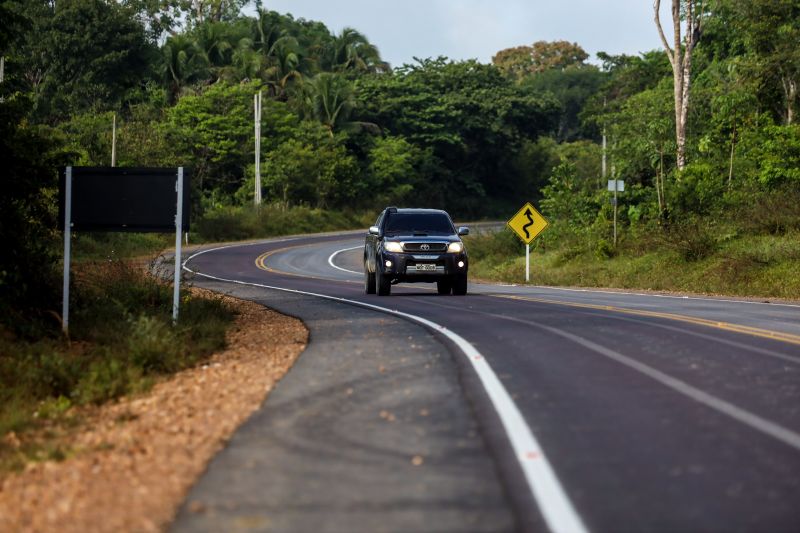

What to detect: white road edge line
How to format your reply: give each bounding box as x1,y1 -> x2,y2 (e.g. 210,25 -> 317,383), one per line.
327,245 -> 363,275
183,242 -> 588,533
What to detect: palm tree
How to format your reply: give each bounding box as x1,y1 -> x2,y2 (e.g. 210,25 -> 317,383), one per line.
262,36 -> 306,98
221,39 -> 262,82
323,28 -> 390,74
300,72 -> 355,133
162,34 -> 211,102
299,72 -> 380,136
252,10 -> 313,98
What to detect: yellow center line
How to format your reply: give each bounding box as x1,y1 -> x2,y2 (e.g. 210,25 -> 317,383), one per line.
255,244 -> 361,284
256,243 -> 800,347
490,294 -> 800,347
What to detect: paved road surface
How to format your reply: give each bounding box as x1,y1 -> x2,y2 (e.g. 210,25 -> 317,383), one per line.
174,231 -> 800,532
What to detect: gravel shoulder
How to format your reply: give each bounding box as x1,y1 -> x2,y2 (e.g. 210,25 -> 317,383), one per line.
0,290 -> 307,533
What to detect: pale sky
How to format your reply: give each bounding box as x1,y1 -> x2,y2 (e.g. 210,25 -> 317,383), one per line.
260,1 -> 672,68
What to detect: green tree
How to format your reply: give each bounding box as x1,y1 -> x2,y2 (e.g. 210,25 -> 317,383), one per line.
366,136 -> 422,205
608,80 -> 675,215
0,94 -> 67,313
727,0 -> 800,125
260,126 -> 360,208
355,58 -> 559,215
522,66 -> 605,141
31,0 -> 155,119
165,81 -> 258,194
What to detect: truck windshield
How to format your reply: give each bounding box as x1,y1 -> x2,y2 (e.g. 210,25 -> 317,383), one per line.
384,213 -> 454,235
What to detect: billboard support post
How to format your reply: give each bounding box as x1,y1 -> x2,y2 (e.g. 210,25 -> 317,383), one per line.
173,167 -> 184,322
62,166 -> 72,334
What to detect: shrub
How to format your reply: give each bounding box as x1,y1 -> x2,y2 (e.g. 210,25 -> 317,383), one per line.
661,217 -> 719,262
757,125 -> 800,186
127,315 -> 181,373
193,203 -> 370,242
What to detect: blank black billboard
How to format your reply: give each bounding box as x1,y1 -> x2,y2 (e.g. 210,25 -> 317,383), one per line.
59,167 -> 190,232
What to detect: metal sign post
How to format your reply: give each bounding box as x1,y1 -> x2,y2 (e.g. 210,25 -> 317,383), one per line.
62,167 -> 72,333
526,244 -> 530,282
173,167 -> 184,322
607,180 -> 625,246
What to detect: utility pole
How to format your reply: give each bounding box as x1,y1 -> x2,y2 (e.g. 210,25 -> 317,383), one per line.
111,113 -> 117,167
601,98 -> 607,186
254,90 -> 262,205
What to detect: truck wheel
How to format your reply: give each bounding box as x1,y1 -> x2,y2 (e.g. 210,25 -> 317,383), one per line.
364,261 -> 376,294
452,274 -> 468,295
437,278 -> 452,295
377,270 -> 391,296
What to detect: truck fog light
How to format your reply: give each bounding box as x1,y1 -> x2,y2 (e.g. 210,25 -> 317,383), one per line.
385,260 -> 393,268
458,261 -> 465,268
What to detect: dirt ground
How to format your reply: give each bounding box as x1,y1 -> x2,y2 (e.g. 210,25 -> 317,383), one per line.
0,291 -> 307,532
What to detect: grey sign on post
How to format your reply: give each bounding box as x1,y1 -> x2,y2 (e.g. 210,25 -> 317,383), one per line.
607,179 -> 625,192
59,167 -> 190,232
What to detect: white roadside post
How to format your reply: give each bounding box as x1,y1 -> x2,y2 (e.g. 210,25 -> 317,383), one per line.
526,244 -> 530,282
62,167 -> 73,334
254,91 -> 262,205
173,167 -> 184,322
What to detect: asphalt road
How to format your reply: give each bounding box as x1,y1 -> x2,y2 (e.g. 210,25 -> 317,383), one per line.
174,231 -> 800,533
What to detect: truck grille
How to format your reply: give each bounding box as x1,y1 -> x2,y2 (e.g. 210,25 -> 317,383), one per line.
403,242 -> 448,252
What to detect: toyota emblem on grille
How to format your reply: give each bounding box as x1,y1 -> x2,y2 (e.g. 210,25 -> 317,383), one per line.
420,244 -> 430,250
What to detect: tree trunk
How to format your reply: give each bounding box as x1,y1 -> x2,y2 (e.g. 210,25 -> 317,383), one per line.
654,0 -> 703,171
782,76 -> 797,125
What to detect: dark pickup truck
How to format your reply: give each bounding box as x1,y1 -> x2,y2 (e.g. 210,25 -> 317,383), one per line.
364,207 -> 469,296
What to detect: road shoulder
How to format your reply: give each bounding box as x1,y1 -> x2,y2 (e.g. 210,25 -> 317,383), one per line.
171,281 -> 516,533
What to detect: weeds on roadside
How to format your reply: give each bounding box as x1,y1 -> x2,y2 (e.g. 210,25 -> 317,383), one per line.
0,260 -> 234,472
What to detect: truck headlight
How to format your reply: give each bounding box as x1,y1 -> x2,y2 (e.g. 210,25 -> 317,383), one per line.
447,242 -> 464,253
384,241 -> 403,253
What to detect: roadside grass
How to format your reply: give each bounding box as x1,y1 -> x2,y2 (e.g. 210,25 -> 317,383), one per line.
465,228 -> 800,299
0,260 -> 235,474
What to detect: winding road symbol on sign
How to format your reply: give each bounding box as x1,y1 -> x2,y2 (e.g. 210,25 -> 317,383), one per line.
508,202 -> 549,245
522,208 -> 534,239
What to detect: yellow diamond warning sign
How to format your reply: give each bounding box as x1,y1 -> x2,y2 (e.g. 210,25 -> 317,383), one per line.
507,202 -> 549,244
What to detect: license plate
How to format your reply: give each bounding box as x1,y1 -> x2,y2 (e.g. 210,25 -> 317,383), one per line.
415,264 -> 436,272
